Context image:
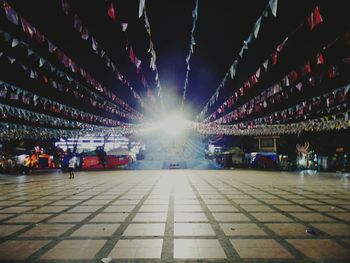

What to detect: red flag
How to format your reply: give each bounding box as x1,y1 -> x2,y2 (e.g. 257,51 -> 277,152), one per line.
129,47 -> 135,63
108,2 -> 117,21
300,60 -> 311,76
308,6 -> 323,31
316,52 -> 325,64
21,18 -> 35,38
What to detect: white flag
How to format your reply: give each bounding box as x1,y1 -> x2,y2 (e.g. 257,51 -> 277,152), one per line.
270,0 -> 278,17
139,0 -> 145,18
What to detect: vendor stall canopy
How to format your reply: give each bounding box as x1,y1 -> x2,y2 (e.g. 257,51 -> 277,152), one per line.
0,0 -> 349,139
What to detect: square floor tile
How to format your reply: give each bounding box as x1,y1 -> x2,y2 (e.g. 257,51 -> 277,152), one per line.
174,199 -> 199,205
0,206 -> 36,213
0,225 -> 28,237
67,205 -> 102,213
207,205 -> 238,212
233,199 -> 262,205
174,213 -> 208,222
204,199 -> 230,205
71,223 -> 120,237
48,213 -> 90,223
113,199 -> 140,205
250,212 -> 292,222
0,214 -> 15,221
133,213 -> 167,222
231,239 -> 293,259
175,205 -> 203,212
123,223 -> 165,236
220,223 -> 267,236
265,223 -> 309,236
174,239 -> 226,259
240,205 -> 274,212
108,239 -> 163,258
41,239 -> 106,260
139,205 -> 168,212
287,239 -> 350,260
144,199 -> 169,205
0,240 -> 49,260
90,213 -> 129,222
103,205 -> 135,212
311,223 -> 350,236
21,224 -> 75,237
174,223 -> 215,236
290,213 -> 335,222
5,213 -> 52,223
51,200 -> 81,206
274,205 -> 310,212
33,206 -> 69,213
212,213 -> 250,222
326,213 -> 350,222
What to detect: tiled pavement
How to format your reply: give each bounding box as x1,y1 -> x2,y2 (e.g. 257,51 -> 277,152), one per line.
0,169 -> 349,262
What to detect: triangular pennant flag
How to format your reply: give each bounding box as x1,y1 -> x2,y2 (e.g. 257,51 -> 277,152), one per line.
295,82 -> 302,91
308,6 -> 323,31
108,1 -> 117,21
60,0 -> 70,15
3,4 -> 19,25
7,56 -> 16,64
73,14 -> 82,32
255,67 -> 261,78
254,17 -> 262,38
48,41 -> 57,53
139,0 -> 145,18
11,38 -> 19,48
135,57 -> 142,68
81,27 -> 89,40
21,18 -> 35,38
39,58 -> 46,67
92,37 -> 98,52
316,52 -> 325,64
120,23 -> 128,32
229,63 -> 237,79
269,0 -> 278,17
129,47 -> 135,63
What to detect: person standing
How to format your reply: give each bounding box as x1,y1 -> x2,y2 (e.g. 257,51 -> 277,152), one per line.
68,155 -> 77,179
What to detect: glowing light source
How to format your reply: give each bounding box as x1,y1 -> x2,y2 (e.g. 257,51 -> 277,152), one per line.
155,114 -> 190,137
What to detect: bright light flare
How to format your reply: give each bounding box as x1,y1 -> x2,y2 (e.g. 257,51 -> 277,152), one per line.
140,113 -> 191,137
155,114 -> 190,137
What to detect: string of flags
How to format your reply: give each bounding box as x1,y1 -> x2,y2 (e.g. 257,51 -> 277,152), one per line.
1,0 -> 143,118
104,0 -> 155,104
59,0 -> 148,111
196,3 -> 325,122
193,109 -> 350,136
181,0 -> 199,107
196,0 -> 280,121
0,31 -> 143,121
0,80 -> 140,125
139,0 -> 164,107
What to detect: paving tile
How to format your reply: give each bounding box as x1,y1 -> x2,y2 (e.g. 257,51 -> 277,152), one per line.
33,206 -> 69,213
290,212 -> 335,222
0,225 -> 28,237
231,239 -> 294,259
71,223 -> 120,237
240,205 -> 274,212
41,239 -> 106,260
265,223 -> 309,236
174,205 -> 203,212
307,205 -> 345,212
273,205 -> 310,212
5,213 -> 52,223
0,206 -> 36,213
233,199 -> 262,205
133,212 -> 167,222
312,223 -> 350,236
67,205 -> 102,213
139,205 -> 168,212
326,212 -> 350,222
220,223 -> 267,236
0,214 -> 15,221
0,240 -> 49,260
90,213 -> 129,222
207,205 -> 238,212
113,199 -> 141,205
174,212 -> 208,222
48,213 -> 91,222
21,224 -> 75,237
288,239 -> 350,260
174,223 -> 215,236
123,223 -> 165,236
212,213 -> 250,222
109,239 -> 163,258
250,212 -> 292,222
174,239 -> 226,259
103,205 -> 135,212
